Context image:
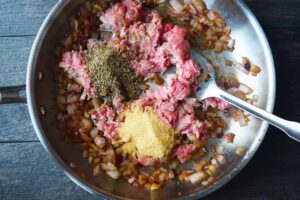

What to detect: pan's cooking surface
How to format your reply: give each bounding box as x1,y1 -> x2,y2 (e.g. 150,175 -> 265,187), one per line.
26,0 -> 275,199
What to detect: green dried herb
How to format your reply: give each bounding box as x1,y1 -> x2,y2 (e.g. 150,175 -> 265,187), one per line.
86,45 -> 142,103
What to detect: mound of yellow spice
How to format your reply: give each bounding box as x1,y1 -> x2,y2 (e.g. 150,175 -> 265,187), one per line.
118,106 -> 178,159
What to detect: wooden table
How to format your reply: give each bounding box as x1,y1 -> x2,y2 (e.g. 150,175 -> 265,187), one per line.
0,0 -> 300,199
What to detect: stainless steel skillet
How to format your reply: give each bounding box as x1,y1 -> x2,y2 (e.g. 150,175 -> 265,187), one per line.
0,0 -> 276,199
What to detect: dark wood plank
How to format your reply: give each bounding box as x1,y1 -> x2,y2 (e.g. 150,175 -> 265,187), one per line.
0,36 -> 37,142
265,28 -> 300,120
205,131 -> 300,200
0,0 -> 56,37
0,143 -> 99,200
244,0 -> 300,29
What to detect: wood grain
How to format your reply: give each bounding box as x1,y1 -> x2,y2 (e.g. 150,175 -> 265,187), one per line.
244,0 -> 300,29
0,143 -> 99,200
0,0 -> 56,37
265,28 -> 300,120
0,36 -> 34,86
0,0 -> 300,199
0,36 -> 37,142
0,104 -> 36,142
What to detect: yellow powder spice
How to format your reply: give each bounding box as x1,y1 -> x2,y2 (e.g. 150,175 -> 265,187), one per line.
118,106 -> 178,159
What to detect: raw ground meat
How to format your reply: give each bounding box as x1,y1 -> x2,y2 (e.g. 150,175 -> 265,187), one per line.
91,105 -> 120,140
138,155 -> 157,166
98,0 -> 206,162
205,97 -> 230,111
175,144 -> 195,163
59,0 -> 229,165
100,0 -> 142,28
59,51 -> 96,96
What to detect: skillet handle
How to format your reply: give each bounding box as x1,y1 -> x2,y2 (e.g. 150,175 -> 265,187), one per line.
0,85 -> 27,104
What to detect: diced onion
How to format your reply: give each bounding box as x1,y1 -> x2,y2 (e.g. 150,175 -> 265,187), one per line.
169,0 -> 183,12
207,10 -> 216,21
128,177 -> 136,184
89,127 -> 98,139
242,57 -> 251,71
224,58 -> 233,66
159,173 -> 166,182
238,110 -> 247,127
236,146 -> 247,156
94,136 -> 106,148
252,95 -> 259,103
107,171 -> 121,179
81,118 -> 93,132
233,91 -> 247,101
216,155 -> 226,165
202,180 -> 210,186
207,165 -> 217,175
232,61 -> 249,74
226,87 -> 239,95
99,23 -> 114,32
227,39 -> 235,49
168,170 -> 175,179
216,145 -> 224,154
184,0 -> 192,4
189,172 -> 206,184
80,91 -> 87,100
224,133 -> 235,143
227,106 -> 238,116
151,183 -> 161,190
214,40 -> 224,53
238,83 -> 253,95
88,156 -> 93,164
101,162 -> 116,171
250,64 -> 261,75
93,164 -> 100,176
66,104 -> 76,115
211,158 -> 218,166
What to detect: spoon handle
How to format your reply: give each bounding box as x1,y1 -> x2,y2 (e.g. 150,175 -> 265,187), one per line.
217,89 -> 300,142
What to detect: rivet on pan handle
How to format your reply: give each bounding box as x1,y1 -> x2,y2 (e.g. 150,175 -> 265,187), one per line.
0,85 -> 27,104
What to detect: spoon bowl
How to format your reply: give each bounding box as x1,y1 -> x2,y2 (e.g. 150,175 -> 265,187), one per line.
189,50 -> 300,142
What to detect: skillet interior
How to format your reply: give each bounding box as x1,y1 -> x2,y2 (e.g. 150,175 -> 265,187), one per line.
27,0 -> 275,199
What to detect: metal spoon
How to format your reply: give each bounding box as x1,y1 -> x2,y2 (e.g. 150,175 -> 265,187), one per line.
189,50 -> 300,142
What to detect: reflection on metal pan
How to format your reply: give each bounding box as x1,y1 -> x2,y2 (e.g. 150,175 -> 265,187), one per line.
23,0 -> 276,199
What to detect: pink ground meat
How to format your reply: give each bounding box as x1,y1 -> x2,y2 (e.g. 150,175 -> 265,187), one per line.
138,155 -> 157,166
161,25 -> 191,64
124,12 -> 168,75
98,0 -> 206,162
112,95 -> 124,111
175,144 -> 195,163
58,0 -> 229,164
91,105 -> 120,140
176,102 -> 205,138
59,51 -> 95,96
205,97 -> 230,111
100,0 -> 142,28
